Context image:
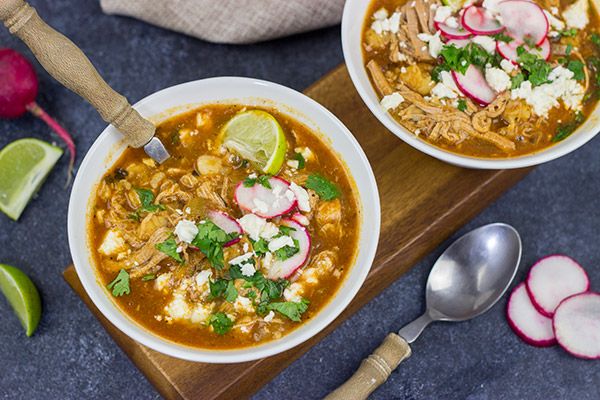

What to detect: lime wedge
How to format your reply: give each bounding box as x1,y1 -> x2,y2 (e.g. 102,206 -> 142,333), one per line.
442,0 -> 466,10
221,110 -> 287,174
0,264 -> 41,336
0,138 -> 62,220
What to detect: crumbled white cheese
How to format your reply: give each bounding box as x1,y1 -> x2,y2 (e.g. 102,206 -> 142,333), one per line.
563,0 -> 589,29
286,160 -> 300,169
417,31 -> 444,58
550,6 -> 559,15
262,251 -> 274,269
294,147 -> 313,161
445,17 -> 459,29
229,252 -> 254,265
290,182 -> 311,212
99,230 -> 126,256
190,304 -> 212,324
472,36 -> 496,54
260,222 -> 279,240
240,263 -> 256,277
511,66 -> 584,117
434,6 -> 453,22
195,269 -> 212,288
155,273 -> 171,291
165,294 -> 191,320
268,235 -> 295,252
543,10 -> 565,31
380,92 -> 404,110
500,59 -> 515,73
283,283 -> 303,302
485,67 -> 511,92
237,214 -> 266,241
371,11 -> 401,34
482,0 -> 502,13
373,8 -> 388,20
263,310 -> 275,323
431,70 -> 460,99
252,198 -> 269,214
174,219 -> 198,244
242,242 -> 249,252
234,296 -> 254,313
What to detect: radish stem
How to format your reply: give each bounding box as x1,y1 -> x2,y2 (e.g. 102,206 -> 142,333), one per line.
26,102 -> 75,185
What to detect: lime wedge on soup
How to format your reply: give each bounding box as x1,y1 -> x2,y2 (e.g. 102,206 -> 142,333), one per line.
221,110 -> 287,174
0,138 -> 62,220
0,264 -> 42,336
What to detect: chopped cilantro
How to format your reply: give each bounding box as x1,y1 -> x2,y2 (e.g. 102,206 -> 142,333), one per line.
431,64 -> 450,82
267,299 -> 310,322
142,274 -> 156,281
209,312 -> 233,335
274,239 -> 300,261
155,237 -> 183,263
251,238 -> 269,256
134,188 -> 165,214
560,28 -> 578,37
278,226 -> 296,236
517,47 -> 552,87
566,60 -> 585,81
128,212 -> 141,222
191,221 -> 237,269
565,44 -> 573,56
306,174 -> 340,201
243,174 -> 272,189
247,290 -> 257,299
292,152 -> 306,169
457,99 -> 467,112
439,43 -> 498,75
107,269 -> 130,297
209,278 -> 239,303
592,33 -> 600,48
492,33 -> 513,43
553,112 -> 584,142
511,73 -> 525,89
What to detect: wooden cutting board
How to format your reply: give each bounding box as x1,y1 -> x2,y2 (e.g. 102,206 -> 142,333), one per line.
63,64 -> 530,400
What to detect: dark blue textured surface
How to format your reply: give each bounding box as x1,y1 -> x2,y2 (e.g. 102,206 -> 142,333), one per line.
1,1 -> 599,399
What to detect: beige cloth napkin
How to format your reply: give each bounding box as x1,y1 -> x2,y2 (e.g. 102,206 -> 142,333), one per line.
100,0 -> 345,44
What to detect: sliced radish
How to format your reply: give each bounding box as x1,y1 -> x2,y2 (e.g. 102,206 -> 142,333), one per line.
553,292 -> 600,359
526,255 -> 590,317
435,21 -> 472,40
497,37 -> 550,64
234,176 -> 297,218
207,210 -> 242,247
461,6 -> 504,35
506,283 -> 557,347
452,65 -> 497,106
497,0 -> 548,46
446,38 -> 472,48
265,219 -> 311,279
291,212 -> 309,226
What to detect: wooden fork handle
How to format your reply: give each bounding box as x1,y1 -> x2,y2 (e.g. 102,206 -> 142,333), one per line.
324,333 -> 412,400
0,0 -> 155,148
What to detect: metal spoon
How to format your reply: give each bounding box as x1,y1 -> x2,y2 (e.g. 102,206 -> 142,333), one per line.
326,223 -> 522,400
0,0 -> 170,164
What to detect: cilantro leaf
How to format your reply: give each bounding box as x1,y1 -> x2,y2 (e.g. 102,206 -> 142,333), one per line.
560,28 -> 578,38
267,299 -> 310,322
142,274 -> 156,281
209,312 -> 233,335
593,33 -> 600,48
277,226 -> 296,236
209,278 -> 229,298
273,239 -> 300,261
306,174 -> 340,201
135,188 -> 165,213
552,112 -> 584,142
243,175 -> 272,189
511,73 -> 525,89
251,238 -> 269,256
431,64 -> 450,82
517,47 -> 551,87
107,269 -> 130,297
492,33 -> 513,43
191,221 -> 237,269
292,152 -> 306,169
155,237 -> 183,263
566,60 -> 585,81
457,99 -> 467,112
438,43 -> 498,75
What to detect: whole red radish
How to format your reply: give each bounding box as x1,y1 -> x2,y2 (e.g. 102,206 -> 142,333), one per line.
0,48 -> 76,181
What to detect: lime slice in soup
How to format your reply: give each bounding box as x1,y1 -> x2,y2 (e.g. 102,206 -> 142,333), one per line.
0,264 -> 42,336
0,138 -> 62,220
442,0 -> 466,10
221,110 -> 287,174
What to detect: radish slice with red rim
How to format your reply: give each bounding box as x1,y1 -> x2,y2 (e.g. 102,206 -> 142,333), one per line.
497,37 -> 550,64
265,219 -> 311,279
525,255 -> 590,317
461,6 -> 504,35
553,292 -> 600,359
452,65 -> 497,106
291,212 -> 309,226
497,0 -> 548,46
435,21 -> 472,40
234,176 -> 297,218
446,38 -> 472,48
506,283 -> 557,347
207,210 -> 242,247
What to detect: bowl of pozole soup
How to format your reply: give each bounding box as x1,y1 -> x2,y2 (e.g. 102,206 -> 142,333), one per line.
343,0 -> 600,168
68,77 -> 379,363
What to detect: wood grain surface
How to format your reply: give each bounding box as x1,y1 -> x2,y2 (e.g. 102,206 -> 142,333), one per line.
63,64 -> 530,400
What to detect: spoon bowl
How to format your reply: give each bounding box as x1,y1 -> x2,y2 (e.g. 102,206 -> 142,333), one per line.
427,223 -> 522,321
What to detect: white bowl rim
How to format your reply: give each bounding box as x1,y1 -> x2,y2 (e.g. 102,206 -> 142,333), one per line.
67,76 -> 380,363
341,1 -> 600,169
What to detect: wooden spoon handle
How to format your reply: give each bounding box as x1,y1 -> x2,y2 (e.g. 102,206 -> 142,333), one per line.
325,333 -> 412,400
0,0 -> 154,148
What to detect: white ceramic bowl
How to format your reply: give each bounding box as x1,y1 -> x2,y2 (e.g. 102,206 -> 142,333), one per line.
67,77 -> 380,363
342,1 -> 600,169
